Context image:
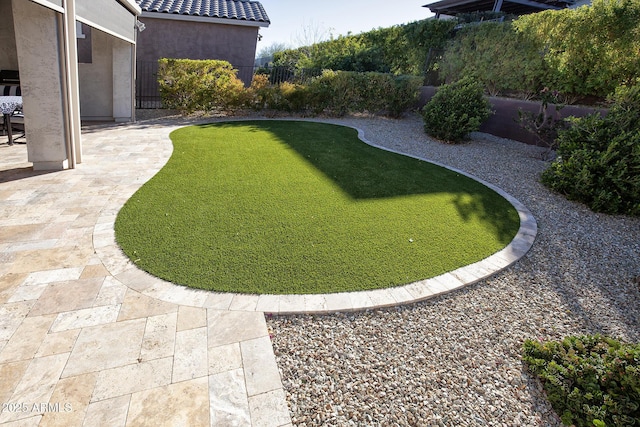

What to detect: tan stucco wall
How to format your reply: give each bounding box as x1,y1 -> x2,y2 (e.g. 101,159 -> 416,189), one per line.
136,17 -> 260,85
12,0 -> 69,170
112,37 -> 134,122
79,29 -> 114,119
0,0 -> 19,70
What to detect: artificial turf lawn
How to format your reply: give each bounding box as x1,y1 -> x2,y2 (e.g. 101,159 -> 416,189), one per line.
114,120 -> 520,294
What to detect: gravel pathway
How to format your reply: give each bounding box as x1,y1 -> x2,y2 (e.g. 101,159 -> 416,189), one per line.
266,113 -> 640,426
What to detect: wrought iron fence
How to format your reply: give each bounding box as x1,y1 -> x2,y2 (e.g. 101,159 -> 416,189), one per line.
136,61 -> 162,109
253,66 -> 322,85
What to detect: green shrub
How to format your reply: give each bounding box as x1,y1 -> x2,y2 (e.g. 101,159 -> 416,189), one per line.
514,0 -> 640,98
541,85 -> 640,216
272,19 -> 455,76
306,71 -> 421,117
254,70 -> 422,117
437,0 -> 640,99
421,77 -> 492,143
157,58 -> 245,113
243,73 -> 270,110
439,22 -> 552,97
522,335 -> 640,427
388,75 -> 425,118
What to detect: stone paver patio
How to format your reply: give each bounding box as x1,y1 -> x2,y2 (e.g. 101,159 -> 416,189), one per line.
0,117 -> 535,426
0,119 -> 292,426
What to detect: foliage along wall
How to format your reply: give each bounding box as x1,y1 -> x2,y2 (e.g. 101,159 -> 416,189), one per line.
441,0 -> 640,99
272,0 -> 640,101
272,19 -> 456,76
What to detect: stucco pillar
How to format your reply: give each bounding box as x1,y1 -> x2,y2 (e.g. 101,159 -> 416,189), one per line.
112,38 -> 134,122
12,0 -> 69,170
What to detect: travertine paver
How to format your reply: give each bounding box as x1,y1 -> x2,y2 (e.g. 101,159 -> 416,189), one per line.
0,116 -> 535,426
0,121 -> 291,426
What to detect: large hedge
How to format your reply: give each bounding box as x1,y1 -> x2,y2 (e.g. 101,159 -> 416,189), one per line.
438,22 -> 551,97
514,0 -> 640,98
157,61 -> 422,118
439,0 -> 640,99
270,1 -> 640,101
541,85 -> 640,216
249,70 -> 423,118
157,58 -> 245,113
272,19 -> 456,76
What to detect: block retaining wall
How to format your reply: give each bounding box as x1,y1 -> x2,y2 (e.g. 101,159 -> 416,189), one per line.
419,86 -> 606,146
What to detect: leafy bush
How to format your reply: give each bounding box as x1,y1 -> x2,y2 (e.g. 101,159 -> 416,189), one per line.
272,19 -> 455,76
439,22 -> 551,97
250,70 -> 422,117
157,58 -> 245,113
421,77 -> 492,143
541,85 -> 640,216
243,73 -> 270,110
522,335 -> 640,427
514,0 -> 640,98
438,0 -> 640,100
389,75 -> 426,118
309,71 -> 422,117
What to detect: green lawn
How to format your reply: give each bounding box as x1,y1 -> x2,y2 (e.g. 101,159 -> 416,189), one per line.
114,120 -> 519,294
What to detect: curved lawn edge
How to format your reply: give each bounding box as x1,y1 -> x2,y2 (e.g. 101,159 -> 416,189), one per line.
95,118 -> 537,314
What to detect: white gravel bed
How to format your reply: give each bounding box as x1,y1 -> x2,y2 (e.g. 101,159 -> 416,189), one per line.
266,113 -> 640,426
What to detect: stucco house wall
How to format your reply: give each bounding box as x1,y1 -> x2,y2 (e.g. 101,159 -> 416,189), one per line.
0,0 -> 18,70
79,29 -> 114,119
137,17 -> 260,84
2,0 -> 140,170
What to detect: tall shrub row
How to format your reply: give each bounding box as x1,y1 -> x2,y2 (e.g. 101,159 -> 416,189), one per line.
440,0 -> 640,99
438,22 -> 551,97
513,0 -> 640,98
157,59 -> 245,113
272,19 -> 456,76
248,71 -> 423,117
157,60 -> 422,118
268,0 -> 640,101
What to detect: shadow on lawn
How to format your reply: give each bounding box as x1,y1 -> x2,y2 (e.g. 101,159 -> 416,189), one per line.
198,120 -> 520,245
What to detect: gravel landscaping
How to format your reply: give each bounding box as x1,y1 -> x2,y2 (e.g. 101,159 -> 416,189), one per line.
265,113 -> 640,426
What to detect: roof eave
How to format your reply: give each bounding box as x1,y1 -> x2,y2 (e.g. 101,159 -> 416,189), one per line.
424,0 -> 563,14
139,11 -> 270,27
119,0 -> 142,15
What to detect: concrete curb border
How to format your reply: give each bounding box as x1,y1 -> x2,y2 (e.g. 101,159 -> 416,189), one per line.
94,118 -> 537,315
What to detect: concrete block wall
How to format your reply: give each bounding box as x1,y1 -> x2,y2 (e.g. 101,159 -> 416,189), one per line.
419,86 -> 606,146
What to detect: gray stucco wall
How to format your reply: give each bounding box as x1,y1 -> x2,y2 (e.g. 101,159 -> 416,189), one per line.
136,16 -> 260,85
0,0 -> 19,70
79,29 -> 114,119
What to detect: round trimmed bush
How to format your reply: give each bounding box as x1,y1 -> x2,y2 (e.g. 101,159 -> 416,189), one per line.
421,77 -> 493,143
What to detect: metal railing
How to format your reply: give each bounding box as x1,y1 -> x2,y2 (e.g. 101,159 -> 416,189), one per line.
253,66 -> 322,85
135,61 -> 162,109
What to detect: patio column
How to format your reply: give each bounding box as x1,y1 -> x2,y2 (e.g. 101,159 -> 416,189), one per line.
12,0 -> 71,170
112,38 -> 135,122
